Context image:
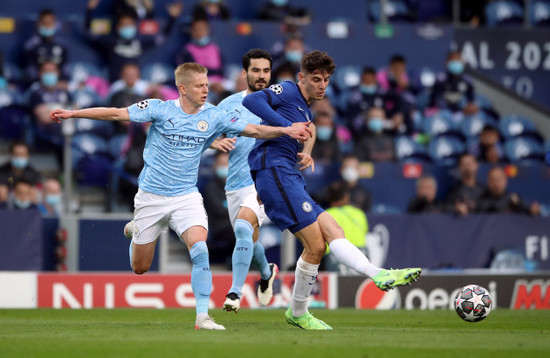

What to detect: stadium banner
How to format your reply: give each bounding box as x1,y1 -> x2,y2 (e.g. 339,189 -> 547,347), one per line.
36,273 -> 337,309
367,214 -> 550,270
339,273 -> 550,310
0,209 -> 43,271
454,28 -> 550,110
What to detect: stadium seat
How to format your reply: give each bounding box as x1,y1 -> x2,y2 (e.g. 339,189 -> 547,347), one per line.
372,203 -> 403,214
71,133 -> 109,168
0,105 -> 30,141
499,114 -> 539,139
504,136 -> 545,164
428,135 -> 465,166
142,62 -> 174,85
108,134 -> 129,159
3,62 -> 22,82
67,62 -> 106,84
395,135 -> 431,163
76,153 -> 114,187
72,88 -> 103,108
74,118 -> 115,139
461,112 -> 498,139
368,0 -> 413,22
485,0 -> 524,26
332,65 -> 362,92
529,1 -> 550,26
0,88 -> 22,108
422,110 -> 456,136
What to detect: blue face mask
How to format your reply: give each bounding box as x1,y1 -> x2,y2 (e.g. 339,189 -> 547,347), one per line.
368,118 -> 384,133
447,60 -> 464,75
46,194 -> 62,206
119,25 -> 137,40
0,76 -> 7,89
11,157 -> 29,169
272,0 -> 288,6
194,35 -> 211,47
215,166 -> 228,179
285,50 -> 302,63
14,198 -> 32,209
38,26 -> 56,37
41,72 -> 58,87
360,84 -> 377,95
316,125 -> 333,141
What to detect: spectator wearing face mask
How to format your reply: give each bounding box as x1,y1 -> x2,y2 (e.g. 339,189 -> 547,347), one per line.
338,155 -> 372,213
37,178 -> 63,215
86,0 -> 184,82
6,179 -> 39,211
176,18 -> 225,101
0,142 -> 42,204
345,67 -> 408,136
354,107 -> 396,162
310,98 -> 344,163
22,9 -> 69,84
429,50 -> 478,116
201,151 -> 234,265
271,35 -> 305,79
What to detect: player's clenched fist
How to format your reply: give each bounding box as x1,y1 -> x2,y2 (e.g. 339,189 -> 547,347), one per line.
49,109 -> 74,123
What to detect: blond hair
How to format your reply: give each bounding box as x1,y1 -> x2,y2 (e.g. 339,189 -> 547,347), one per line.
174,63 -> 208,87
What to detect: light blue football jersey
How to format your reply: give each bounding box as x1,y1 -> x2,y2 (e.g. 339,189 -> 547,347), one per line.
217,91 -> 262,192
128,98 -> 247,196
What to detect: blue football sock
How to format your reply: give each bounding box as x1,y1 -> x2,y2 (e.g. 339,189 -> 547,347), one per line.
229,219 -> 254,297
189,241 -> 212,315
252,241 -> 271,280
128,241 -> 133,270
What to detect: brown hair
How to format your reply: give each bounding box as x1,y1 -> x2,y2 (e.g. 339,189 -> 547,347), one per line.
301,50 -> 336,76
174,63 -> 208,87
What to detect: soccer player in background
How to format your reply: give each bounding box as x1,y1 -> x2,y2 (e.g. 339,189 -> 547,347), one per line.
49,62 -> 311,331
243,50 -> 422,330
216,49 -> 279,313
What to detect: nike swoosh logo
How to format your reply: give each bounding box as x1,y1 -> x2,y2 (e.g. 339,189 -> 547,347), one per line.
298,107 -> 304,111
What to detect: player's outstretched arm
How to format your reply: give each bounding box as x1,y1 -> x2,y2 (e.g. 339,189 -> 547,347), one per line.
50,107 -> 130,123
242,90 -> 294,127
241,122 -> 312,141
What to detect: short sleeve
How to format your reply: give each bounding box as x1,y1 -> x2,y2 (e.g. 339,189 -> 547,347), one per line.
218,111 -> 247,137
128,99 -> 162,123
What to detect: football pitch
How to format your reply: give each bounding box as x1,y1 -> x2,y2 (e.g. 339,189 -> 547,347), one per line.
1,309 -> 549,358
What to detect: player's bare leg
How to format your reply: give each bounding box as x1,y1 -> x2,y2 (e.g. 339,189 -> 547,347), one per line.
285,222 -> 331,330
131,239 -> 158,274
319,212 -> 421,291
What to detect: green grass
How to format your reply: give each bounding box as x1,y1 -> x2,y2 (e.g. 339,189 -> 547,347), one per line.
1,309 -> 549,358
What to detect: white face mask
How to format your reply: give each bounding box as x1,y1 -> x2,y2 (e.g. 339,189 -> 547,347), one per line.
342,167 -> 359,183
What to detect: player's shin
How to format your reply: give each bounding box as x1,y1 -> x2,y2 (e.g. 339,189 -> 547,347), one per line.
291,256 -> 319,317
328,238 -> 382,278
229,219 -> 254,296
190,241 -> 212,317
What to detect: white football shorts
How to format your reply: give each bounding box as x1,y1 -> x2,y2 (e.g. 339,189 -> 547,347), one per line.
131,188 -> 208,245
226,184 -> 267,230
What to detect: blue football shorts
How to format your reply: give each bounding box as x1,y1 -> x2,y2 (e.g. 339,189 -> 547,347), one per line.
252,166 -> 324,233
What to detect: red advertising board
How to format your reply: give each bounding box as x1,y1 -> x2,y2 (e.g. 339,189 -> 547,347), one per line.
37,273 -> 334,309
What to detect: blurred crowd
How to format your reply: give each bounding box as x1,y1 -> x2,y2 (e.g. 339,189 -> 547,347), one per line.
0,0 -> 548,222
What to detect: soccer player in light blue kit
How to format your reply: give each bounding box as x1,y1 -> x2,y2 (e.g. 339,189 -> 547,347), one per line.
243,51 -> 422,330
49,62 -> 311,330
217,49 -> 279,312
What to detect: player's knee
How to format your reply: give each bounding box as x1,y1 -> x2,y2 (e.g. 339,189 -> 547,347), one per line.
309,241 -> 327,262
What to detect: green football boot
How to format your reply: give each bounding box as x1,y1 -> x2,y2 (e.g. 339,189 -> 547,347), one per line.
372,268 -> 422,291
285,308 -> 332,330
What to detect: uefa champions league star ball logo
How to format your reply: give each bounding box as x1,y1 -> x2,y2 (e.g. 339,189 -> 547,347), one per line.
302,201 -> 312,212
269,84 -> 283,94
197,120 -> 209,131
137,100 -> 149,109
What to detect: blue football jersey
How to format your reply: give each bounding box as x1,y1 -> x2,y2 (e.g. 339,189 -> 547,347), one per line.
243,81 -> 311,170
127,99 -> 247,196
217,90 -> 262,192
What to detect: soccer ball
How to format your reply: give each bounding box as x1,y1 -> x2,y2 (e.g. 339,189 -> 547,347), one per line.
454,284 -> 492,322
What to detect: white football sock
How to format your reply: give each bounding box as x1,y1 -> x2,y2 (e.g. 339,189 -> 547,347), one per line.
329,238 -> 382,278
291,256 -> 319,317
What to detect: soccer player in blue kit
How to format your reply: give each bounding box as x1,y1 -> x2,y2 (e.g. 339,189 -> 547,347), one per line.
243,50 -> 422,330
217,49 -> 280,312
49,62 -> 311,330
